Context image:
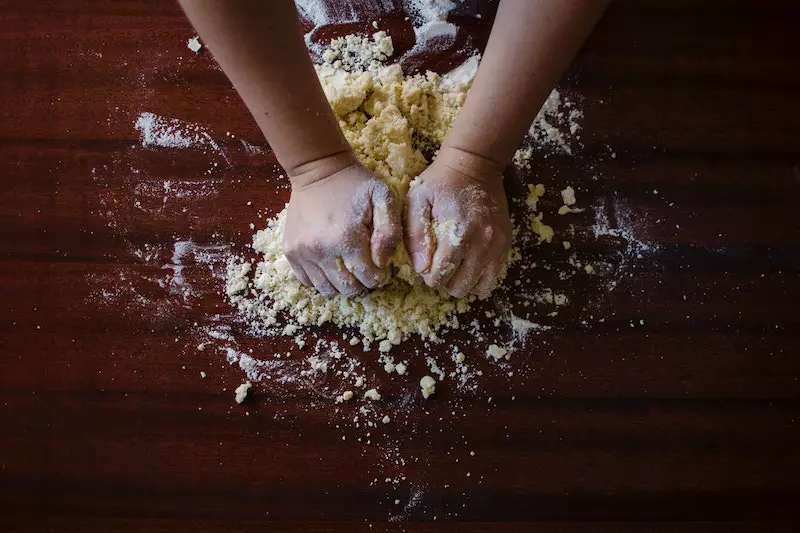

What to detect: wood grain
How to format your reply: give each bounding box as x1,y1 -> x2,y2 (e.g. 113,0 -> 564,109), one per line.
1,0 -> 799,530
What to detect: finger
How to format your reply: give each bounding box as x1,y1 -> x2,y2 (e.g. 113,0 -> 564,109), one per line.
405,186 -> 434,273
446,256 -> 490,299
303,262 -> 337,297
423,247 -> 462,289
321,258 -> 365,298
343,251 -> 385,290
370,188 -> 402,269
473,261 -> 504,299
289,261 -> 313,288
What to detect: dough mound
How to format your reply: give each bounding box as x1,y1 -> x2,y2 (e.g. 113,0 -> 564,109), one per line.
227,33 -> 487,346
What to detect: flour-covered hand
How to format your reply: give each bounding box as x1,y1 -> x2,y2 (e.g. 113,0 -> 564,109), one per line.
284,156 -> 402,297
405,147 -> 511,299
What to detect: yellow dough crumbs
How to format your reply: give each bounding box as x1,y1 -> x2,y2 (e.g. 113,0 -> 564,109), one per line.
526,183 -> 546,210
234,382 -> 252,404
227,33 -> 493,345
530,213 -> 554,244
561,186 -> 577,206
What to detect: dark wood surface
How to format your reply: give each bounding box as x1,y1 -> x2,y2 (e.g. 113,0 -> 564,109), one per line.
1,0 -> 799,530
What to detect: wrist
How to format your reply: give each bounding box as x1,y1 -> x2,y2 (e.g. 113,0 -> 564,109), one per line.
433,145 -> 506,184
287,150 -> 360,189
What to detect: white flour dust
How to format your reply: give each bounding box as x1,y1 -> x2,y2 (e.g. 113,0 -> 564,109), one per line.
134,111 -> 224,154
83,4 -> 666,521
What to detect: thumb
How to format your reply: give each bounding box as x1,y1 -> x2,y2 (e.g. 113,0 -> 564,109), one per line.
405,185 -> 434,273
370,187 -> 402,269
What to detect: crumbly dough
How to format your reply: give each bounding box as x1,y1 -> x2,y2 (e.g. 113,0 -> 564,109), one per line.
227,33 -> 484,344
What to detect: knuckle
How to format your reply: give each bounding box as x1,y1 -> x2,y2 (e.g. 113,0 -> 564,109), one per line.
482,225 -> 495,242
449,286 -> 467,299
315,285 -> 332,297
343,285 -> 363,298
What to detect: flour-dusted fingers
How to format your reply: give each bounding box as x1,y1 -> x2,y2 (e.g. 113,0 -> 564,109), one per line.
321,258 -> 365,298
284,247 -> 314,288
303,262 -> 337,297
423,244 -> 463,289
446,255 -> 490,299
473,261 -> 504,299
369,186 -> 402,269
290,261 -> 313,288
343,250 -> 384,290
282,163 -> 403,298
405,183 -> 434,274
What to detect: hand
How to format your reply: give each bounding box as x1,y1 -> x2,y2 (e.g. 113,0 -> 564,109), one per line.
283,154 -> 402,297
405,147 -> 512,299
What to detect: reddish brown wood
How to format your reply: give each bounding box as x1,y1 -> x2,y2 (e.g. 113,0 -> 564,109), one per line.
1,0 -> 799,530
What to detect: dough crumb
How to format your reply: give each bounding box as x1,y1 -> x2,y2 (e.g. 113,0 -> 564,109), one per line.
234,382 -> 252,404
420,375 -> 436,399
364,388 -> 382,401
526,183 -> 546,210
531,213 -> 554,244
486,344 -> 508,361
561,186 -> 577,206
187,36 -> 202,53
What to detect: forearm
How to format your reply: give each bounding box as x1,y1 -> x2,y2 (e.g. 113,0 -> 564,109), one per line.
178,0 -> 353,182
443,0 -> 608,168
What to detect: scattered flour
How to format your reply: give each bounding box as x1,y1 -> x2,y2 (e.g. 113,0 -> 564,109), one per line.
514,89 -> 583,164
134,112 -> 221,153
402,0 -> 459,25
409,20 -> 458,54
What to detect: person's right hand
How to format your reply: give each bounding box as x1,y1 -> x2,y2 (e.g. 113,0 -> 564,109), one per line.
283,154 -> 402,298
405,146 -> 512,299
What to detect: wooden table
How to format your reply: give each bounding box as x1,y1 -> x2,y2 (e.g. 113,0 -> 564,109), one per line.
1,0 -> 799,530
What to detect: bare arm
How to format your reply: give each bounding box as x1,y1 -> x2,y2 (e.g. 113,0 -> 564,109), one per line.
443,0 -> 609,167
178,0 -> 401,297
407,0 -> 608,298
177,0 -> 354,183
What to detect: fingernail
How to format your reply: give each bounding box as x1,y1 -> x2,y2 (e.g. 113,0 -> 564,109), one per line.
413,252 -> 427,272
